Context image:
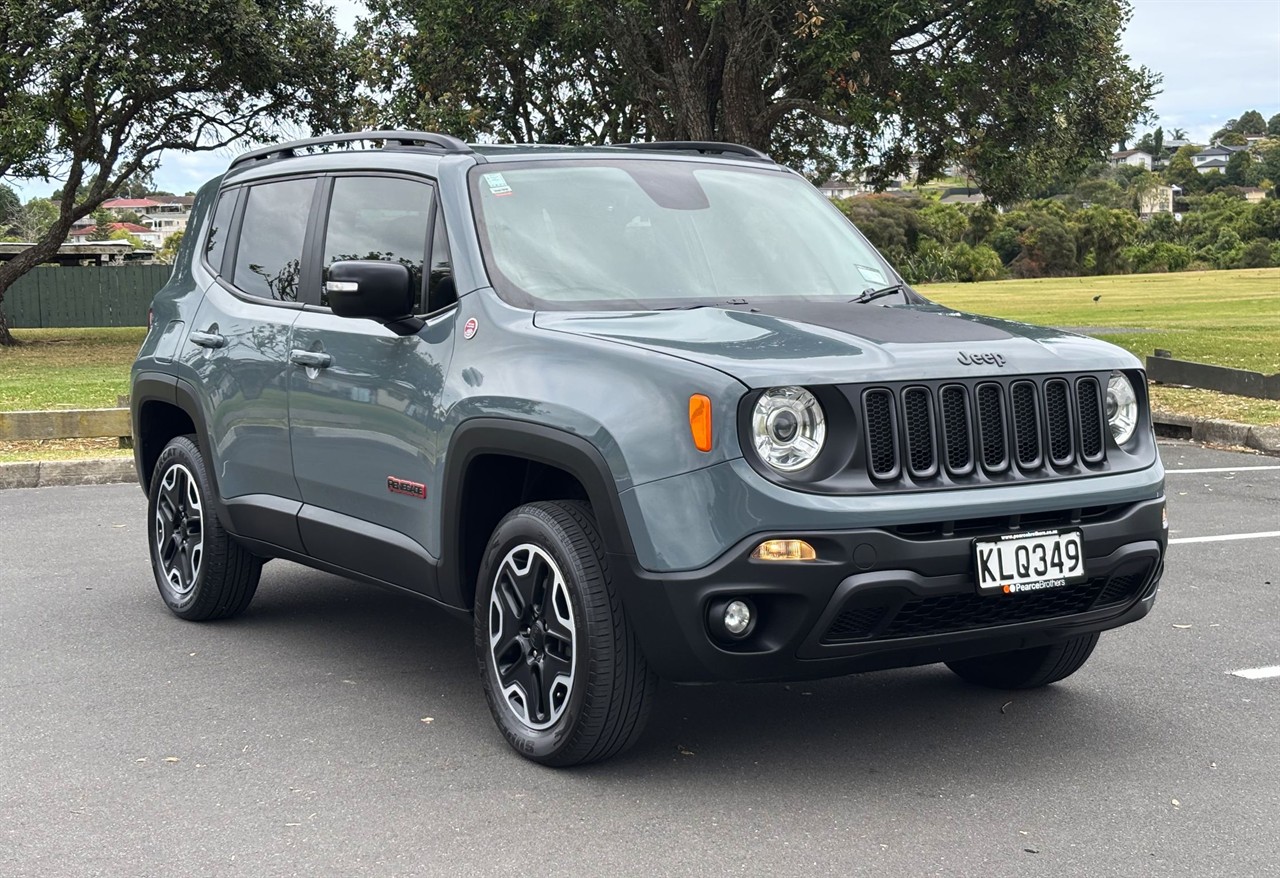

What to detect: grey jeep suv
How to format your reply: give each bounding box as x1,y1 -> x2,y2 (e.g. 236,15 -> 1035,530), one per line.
131,132 -> 1167,765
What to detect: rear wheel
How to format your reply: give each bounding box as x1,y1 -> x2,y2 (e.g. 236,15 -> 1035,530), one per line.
474,501 -> 655,766
147,435 -> 261,621
945,633 -> 1100,689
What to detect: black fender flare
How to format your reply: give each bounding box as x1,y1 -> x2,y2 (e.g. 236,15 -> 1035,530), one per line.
130,373 -> 220,501
438,418 -> 637,609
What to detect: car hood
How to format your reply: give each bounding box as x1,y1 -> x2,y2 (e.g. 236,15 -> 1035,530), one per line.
533,302 -> 1139,387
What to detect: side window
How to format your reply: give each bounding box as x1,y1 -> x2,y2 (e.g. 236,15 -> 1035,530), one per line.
321,176 -> 432,309
232,178 -> 315,302
427,205 -> 455,312
203,189 -> 237,274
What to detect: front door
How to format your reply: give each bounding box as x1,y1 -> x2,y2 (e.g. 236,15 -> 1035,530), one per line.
287,174 -> 457,594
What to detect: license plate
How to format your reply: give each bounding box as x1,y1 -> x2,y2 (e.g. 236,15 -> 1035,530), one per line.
973,528 -> 1087,595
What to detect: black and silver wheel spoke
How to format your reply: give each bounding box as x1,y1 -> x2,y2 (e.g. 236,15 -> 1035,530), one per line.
153,464 -> 204,598
487,542 -> 577,731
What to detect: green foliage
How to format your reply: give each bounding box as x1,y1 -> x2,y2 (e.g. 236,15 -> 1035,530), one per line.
1236,110 -> 1267,136
359,0 -> 1157,204
106,228 -> 145,249
1237,239 -> 1274,269
1269,114 -> 1280,137
1218,131 -> 1248,147
88,208 -> 112,241
1122,242 -> 1194,273
1225,151 -> 1253,187
157,230 -> 184,264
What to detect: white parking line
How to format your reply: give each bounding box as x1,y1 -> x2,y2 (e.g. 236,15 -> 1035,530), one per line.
1169,531 -> 1280,545
1229,666 -> 1280,680
1167,466 -> 1280,474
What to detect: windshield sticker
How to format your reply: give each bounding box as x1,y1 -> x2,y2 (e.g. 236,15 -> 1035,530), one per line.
857,264 -> 887,284
482,173 -> 513,197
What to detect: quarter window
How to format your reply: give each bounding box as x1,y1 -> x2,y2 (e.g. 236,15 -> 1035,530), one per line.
204,189 -> 238,274
321,177 -> 433,308
232,178 -> 315,302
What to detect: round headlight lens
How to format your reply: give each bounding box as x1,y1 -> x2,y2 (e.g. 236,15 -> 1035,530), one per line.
1106,372 -> 1139,446
752,387 -> 826,472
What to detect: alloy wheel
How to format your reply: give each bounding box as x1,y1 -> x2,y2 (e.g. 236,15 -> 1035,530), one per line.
154,463 -> 204,596
488,543 -> 577,730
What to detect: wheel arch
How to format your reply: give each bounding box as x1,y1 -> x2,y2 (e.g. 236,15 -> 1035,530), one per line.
440,418 -> 636,611
131,374 -> 218,498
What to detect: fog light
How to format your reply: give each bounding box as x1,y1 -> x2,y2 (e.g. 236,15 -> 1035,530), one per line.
751,539 -> 816,561
724,600 -> 752,636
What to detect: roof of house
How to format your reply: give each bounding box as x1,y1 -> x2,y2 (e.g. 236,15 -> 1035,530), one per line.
101,197 -> 163,209
1110,149 -> 1152,159
818,178 -> 856,190
1197,144 -> 1248,156
1196,159 -> 1229,169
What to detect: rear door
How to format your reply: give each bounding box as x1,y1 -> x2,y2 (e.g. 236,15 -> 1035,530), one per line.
287,173 -> 458,594
180,176 -> 319,541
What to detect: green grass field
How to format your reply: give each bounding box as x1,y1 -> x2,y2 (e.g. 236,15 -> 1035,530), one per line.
0,326 -> 146,410
924,268 -> 1280,374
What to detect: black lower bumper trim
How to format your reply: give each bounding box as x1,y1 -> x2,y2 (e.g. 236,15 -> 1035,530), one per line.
614,496 -> 1166,683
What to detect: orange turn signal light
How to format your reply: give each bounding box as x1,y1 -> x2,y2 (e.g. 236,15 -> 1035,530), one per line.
689,394 -> 712,452
751,539 -> 817,562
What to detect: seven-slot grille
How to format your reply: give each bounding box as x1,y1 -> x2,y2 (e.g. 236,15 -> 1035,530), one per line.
861,377 -> 1107,482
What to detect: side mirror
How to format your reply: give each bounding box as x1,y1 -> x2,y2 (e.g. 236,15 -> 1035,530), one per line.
325,261 -> 423,335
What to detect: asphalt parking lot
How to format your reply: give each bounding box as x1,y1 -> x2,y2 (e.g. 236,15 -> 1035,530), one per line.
2,439 -> 1277,878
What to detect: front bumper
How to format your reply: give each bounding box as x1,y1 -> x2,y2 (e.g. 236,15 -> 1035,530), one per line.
614,496 -> 1165,683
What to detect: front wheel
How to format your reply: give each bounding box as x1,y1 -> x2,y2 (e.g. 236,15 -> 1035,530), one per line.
945,632 -> 1100,689
474,501 -> 655,766
147,435 -> 262,620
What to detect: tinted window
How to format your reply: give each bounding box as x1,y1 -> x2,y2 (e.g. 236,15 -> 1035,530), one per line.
233,178 -> 315,301
322,177 -> 432,308
427,206 -> 454,311
203,189 -> 237,273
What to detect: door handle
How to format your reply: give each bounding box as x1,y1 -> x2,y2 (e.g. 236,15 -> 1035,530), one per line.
289,349 -> 332,369
189,330 -> 225,349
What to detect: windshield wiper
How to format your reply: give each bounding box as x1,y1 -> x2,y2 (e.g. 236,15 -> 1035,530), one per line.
852,283 -> 910,304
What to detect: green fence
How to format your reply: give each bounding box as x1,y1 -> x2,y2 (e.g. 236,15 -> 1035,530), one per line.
2,264 -> 172,328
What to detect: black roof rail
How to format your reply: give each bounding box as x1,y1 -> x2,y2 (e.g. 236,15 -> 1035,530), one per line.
625,141 -> 774,162
227,130 -> 472,171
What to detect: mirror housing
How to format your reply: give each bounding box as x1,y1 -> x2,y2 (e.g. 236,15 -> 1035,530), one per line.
326,261 -> 424,335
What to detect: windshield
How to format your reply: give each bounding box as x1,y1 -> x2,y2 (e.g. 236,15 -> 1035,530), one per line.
470,160 -> 900,309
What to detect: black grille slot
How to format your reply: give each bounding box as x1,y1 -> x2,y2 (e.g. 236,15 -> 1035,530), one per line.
975,383 -> 1008,472
1044,379 -> 1074,465
1077,377 -> 1105,461
864,389 -> 899,479
939,385 -> 973,475
1010,381 -> 1042,469
901,387 -> 937,478
822,562 -> 1153,644
824,605 -> 888,641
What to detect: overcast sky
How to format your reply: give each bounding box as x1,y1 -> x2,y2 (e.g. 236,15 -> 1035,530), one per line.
11,0 -> 1280,198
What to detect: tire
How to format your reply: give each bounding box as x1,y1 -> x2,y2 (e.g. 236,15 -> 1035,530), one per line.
147,435 -> 262,621
945,632 -> 1100,690
474,500 -> 656,766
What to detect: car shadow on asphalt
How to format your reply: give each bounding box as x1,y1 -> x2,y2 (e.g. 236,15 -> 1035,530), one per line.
225,562 -> 1163,789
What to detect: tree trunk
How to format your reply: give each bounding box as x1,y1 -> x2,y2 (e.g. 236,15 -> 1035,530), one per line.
0,224 -> 79,346
0,306 -> 15,347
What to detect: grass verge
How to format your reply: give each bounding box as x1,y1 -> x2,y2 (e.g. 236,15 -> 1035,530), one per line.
0,327 -> 146,410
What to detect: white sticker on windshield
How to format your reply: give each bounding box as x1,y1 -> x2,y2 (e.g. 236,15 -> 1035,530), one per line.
857,264 -> 887,284
482,173 -> 513,197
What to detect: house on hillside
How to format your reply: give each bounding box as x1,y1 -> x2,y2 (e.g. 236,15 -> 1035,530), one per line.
939,187 -> 987,206
1138,184 -> 1178,218
818,177 -> 864,199
67,222 -> 166,250
140,210 -> 190,238
100,197 -> 163,217
1192,144 -> 1248,172
1108,149 -> 1153,170
1242,187 -> 1268,204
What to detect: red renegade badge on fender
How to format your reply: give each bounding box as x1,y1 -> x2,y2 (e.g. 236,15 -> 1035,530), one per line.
387,476 -> 427,500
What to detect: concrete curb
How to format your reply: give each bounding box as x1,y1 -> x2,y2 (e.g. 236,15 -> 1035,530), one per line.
0,458 -> 137,490
0,412 -> 1275,491
1152,410 -> 1280,456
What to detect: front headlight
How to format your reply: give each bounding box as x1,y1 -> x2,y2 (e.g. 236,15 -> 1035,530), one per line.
752,387 -> 826,472
1106,371 -> 1139,445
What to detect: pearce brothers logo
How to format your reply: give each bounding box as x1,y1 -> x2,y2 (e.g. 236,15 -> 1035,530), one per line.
957,351 -> 1006,367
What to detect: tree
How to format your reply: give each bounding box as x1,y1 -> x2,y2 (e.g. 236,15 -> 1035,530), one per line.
1269,114 -> 1280,137
0,184 -> 19,233
87,208 -> 112,241
1153,126 -> 1164,156
1218,131 -> 1248,147
1236,110 -> 1266,136
5,197 -> 58,242
1225,150 -> 1253,186
157,230 -> 184,264
1169,127 -> 1188,141
0,0 -> 354,344
360,0 -> 1158,204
